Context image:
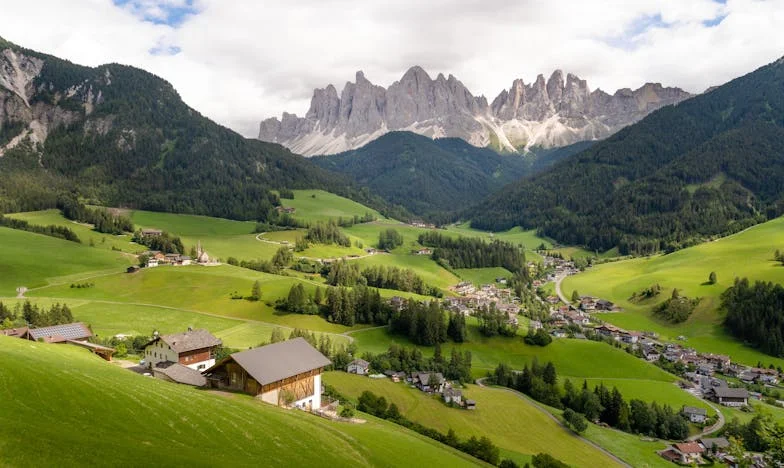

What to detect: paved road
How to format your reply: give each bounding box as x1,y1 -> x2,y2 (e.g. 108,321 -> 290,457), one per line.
554,273 -> 571,304
687,399 -> 726,441
476,378 -> 632,468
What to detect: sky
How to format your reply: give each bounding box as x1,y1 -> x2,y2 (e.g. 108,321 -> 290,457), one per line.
3,0 -> 784,137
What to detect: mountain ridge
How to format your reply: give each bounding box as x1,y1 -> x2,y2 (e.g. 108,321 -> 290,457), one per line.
0,38 -> 406,221
469,55 -> 784,254
259,66 -> 692,156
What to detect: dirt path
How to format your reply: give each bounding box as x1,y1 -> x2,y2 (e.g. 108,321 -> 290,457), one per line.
476,378 -> 632,468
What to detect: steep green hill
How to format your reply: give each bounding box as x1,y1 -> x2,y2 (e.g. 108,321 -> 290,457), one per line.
0,336 -> 481,467
562,215 -> 784,368
0,37 -> 400,221
471,56 -> 784,254
312,132 -> 528,217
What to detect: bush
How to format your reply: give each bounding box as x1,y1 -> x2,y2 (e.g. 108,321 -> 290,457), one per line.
339,406 -> 355,418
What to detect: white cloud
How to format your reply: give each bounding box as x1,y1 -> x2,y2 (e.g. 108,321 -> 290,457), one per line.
3,0 -> 784,137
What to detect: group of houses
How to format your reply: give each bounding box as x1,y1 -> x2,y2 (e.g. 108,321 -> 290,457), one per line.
659,437 -> 742,465
141,241 -> 211,268
346,359 -> 476,410
139,328 -> 331,411
1,322 -> 116,361
445,282 -> 520,326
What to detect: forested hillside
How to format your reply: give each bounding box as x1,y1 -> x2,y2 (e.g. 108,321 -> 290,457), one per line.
311,132 -> 528,218
471,56 -> 784,254
0,37 -> 403,221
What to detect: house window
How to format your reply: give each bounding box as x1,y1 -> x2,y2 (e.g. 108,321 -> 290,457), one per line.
198,364 -> 205,370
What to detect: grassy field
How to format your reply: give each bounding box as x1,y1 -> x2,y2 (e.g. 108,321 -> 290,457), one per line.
0,336 -> 482,467
562,216 -> 784,368
7,209 -> 145,254
26,265 -> 375,334
0,227 -> 132,295
281,190 -> 385,223
353,253 -> 462,290
324,371 -> 620,467
347,325 -> 711,411
454,267 -> 512,286
130,210 -> 280,262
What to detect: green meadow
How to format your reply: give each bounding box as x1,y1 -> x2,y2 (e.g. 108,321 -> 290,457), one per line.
563,216 -> 784,368
324,371 -> 620,467
282,189 -> 385,223
0,227 -> 132,295
26,265 -> 372,333
7,209 -> 145,253
0,336 -> 481,467
455,267 -> 512,286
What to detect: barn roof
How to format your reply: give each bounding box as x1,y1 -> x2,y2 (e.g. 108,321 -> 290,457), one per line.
227,338 -> 331,386
712,387 -> 749,399
27,323 -> 92,342
151,329 -> 222,354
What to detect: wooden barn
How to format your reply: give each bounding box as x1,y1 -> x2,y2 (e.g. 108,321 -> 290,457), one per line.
204,338 -> 331,410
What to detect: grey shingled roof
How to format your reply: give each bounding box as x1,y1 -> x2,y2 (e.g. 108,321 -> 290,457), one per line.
349,359 -> 369,367
700,437 -> 730,450
158,329 -> 222,354
712,387 -> 749,398
155,363 -> 207,387
229,338 -> 331,386
28,323 -> 92,342
682,406 -> 708,416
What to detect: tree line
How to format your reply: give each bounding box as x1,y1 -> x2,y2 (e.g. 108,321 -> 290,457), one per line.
132,230 -> 185,255
0,301 -> 74,329
356,344 -> 473,383
0,214 -> 80,243
377,228 -> 404,250
277,283 -> 392,327
305,220 -> 351,247
418,232 -> 527,274
58,196 -> 134,234
491,360 -> 689,440
722,277 -> 784,357
324,260 -> 440,297
389,299 -> 467,345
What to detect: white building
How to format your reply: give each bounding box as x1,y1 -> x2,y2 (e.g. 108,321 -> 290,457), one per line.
144,329 -> 222,371
347,359 -> 370,375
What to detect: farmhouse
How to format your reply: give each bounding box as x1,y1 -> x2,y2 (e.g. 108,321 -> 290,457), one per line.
347,358 -> 370,375
18,323 -> 115,361
682,406 -> 708,424
141,228 -> 163,236
144,329 -> 222,371
414,248 -> 432,256
413,372 -> 445,393
668,442 -> 705,464
443,387 -> 462,405
23,322 -> 93,343
1,327 -> 28,338
699,437 -> 730,453
706,387 -> 748,407
204,338 -> 331,409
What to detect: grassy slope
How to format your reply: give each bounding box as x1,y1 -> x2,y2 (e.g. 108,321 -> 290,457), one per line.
130,210 -> 279,262
562,216 -> 784,368
0,227 -> 132,295
7,209 -> 145,254
26,265 -> 370,333
282,189 -> 384,223
324,371 -> 619,467
455,267 -> 512,286
349,325 -> 708,411
0,336 -> 481,467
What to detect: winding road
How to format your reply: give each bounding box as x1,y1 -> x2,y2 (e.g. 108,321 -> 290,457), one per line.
554,273 -> 571,304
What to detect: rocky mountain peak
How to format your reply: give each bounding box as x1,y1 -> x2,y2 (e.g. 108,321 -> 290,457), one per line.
259,67 -> 692,155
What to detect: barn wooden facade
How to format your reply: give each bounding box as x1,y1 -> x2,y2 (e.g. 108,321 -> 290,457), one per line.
204,338 -> 331,410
